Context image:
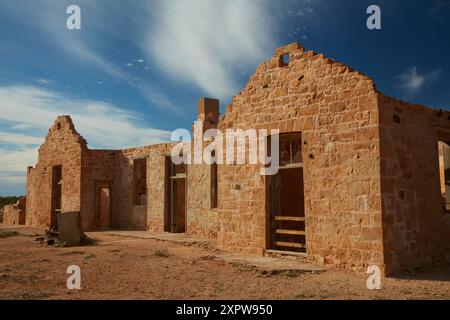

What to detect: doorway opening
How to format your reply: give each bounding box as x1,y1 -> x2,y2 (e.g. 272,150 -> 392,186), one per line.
438,140 -> 450,213
51,165 -> 62,229
133,158 -> 147,206
94,182 -> 111,230
267,133 -> 306,253
165,157 -> 187,233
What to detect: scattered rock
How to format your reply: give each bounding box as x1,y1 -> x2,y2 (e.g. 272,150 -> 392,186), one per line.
155,249 -> 169,258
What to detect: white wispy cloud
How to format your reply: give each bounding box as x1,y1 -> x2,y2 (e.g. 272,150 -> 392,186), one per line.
0,85 -> 171,149
398,66 -> 442,94
0,85 -> 172,193
1,0 -> 179,112
144,0 -> 276,100
1,1 -> 127,80
398,67 -> 424,92
0,149 -> 37,176
35,78 -> 56,85
1,0 -> 286,111
0,132 -> 43,146
11,124 -> 34,131
138,86 -> 182,113
0,147 -> 38,195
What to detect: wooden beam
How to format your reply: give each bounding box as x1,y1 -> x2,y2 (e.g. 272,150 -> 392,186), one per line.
276,229 -> 305,236
274,241 -> 306,249
274,216 -> 305,222
265,249 -> 308,258
278,163 -> 304,170
170,174 -> 187,179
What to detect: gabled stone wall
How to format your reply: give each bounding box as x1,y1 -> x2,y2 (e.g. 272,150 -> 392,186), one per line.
26,116 -> 85,228
215,43 -> 384,272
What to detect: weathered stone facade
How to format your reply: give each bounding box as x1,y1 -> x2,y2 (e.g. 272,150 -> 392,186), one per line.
378,95 -> 450,274
3,197 -> 26,225
23,43 -> 450,276
27,116 -> 84,228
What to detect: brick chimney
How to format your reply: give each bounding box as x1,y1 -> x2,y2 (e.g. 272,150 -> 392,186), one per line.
197,97 -> 219,132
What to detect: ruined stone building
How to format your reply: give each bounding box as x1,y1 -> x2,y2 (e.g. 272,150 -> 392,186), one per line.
2,197 -> 26,225
22,43 -> 450,275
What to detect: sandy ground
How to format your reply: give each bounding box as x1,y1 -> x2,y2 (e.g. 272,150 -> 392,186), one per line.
0,224 -> 449,300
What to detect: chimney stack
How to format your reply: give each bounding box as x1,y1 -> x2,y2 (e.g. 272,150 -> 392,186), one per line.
197,97 -> 219,131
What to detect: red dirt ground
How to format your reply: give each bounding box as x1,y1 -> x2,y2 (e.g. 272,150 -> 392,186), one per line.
0,225 -> 449,300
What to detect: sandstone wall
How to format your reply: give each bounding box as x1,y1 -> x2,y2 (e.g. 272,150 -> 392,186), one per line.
186,163 -> 219,238
80,149 -> 118,230
184,99 -> 221,238
378,94 -> 450,274
23,42 -> 450,276
24,114 -> 177,232
114,144 -> 174,231
3,197 -> 26,225
215,43 -> 384,272
26,116 -> 85,227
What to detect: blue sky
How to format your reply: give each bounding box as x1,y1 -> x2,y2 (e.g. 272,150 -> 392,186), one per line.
0,0 -> 450,196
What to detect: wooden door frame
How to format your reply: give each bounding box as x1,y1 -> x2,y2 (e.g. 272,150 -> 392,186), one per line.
50,165 -> 62,229
94,180 -> 113,230
164,156 -> 187,233
265,132 -> 306,252
266,165 -> 306,252
170,175 -> 187,233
